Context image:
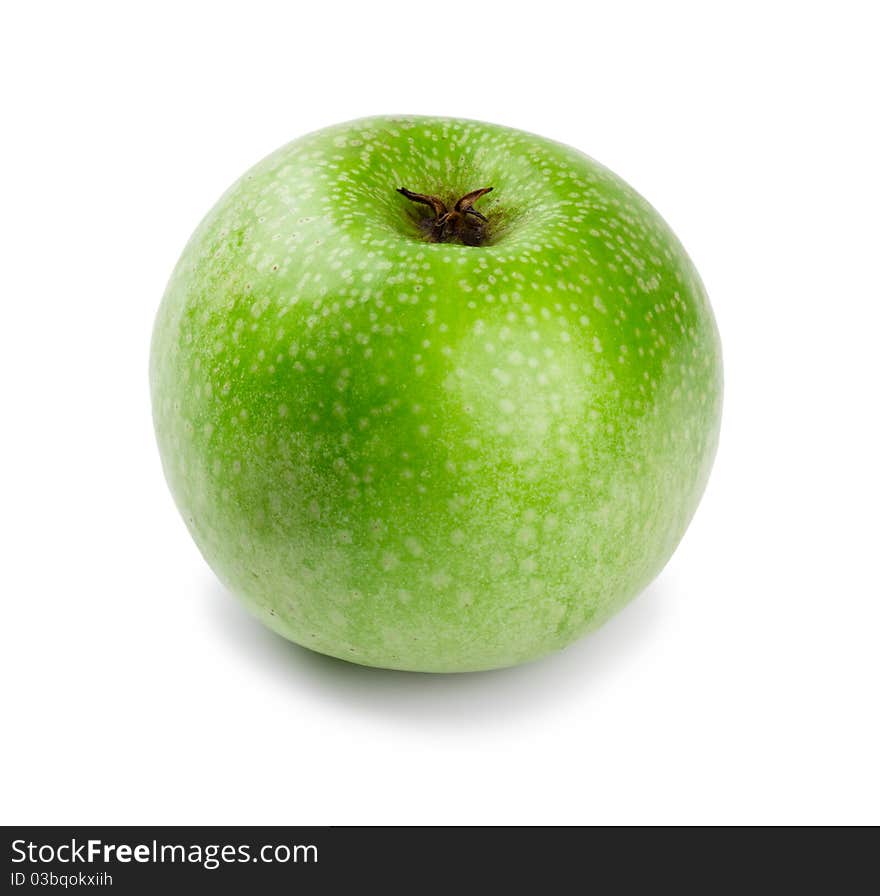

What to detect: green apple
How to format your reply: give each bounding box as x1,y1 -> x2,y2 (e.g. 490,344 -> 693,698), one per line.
150,116 -> 722,672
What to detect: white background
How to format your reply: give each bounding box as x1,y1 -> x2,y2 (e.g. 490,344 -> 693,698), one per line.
2,1 -> 878,825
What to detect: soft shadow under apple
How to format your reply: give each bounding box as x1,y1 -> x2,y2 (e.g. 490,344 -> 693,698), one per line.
206,576 -> 666,727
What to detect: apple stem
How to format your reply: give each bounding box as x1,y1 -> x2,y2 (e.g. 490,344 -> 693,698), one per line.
397,186 -> 494,246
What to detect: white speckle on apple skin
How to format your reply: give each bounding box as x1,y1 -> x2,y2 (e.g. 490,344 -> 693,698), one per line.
150,116 -> 722,672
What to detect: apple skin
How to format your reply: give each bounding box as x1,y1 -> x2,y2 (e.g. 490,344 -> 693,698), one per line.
150,116 -> 722,672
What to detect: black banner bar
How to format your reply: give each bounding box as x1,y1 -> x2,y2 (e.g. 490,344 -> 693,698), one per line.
3,826 -> 865,891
